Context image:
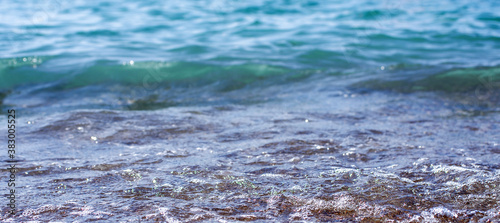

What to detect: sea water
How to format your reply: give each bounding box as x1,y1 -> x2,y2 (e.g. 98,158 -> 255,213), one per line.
0,0 -> 499,221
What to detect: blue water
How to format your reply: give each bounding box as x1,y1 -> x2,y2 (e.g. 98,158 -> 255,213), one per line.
1,0 -> 499,222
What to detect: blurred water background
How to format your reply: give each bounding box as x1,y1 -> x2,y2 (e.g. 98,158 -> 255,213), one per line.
0,0 -> 499,221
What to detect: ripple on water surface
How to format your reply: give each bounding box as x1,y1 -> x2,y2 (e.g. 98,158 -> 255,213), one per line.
2,92 -> 499,221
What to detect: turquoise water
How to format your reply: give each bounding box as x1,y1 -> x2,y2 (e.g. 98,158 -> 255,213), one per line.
1,0 -> 499,222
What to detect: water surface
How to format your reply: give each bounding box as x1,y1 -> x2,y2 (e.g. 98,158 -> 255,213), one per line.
0,0 -> 499,222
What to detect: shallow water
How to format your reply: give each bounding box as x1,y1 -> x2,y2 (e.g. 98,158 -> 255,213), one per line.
0,0 -> 499,222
